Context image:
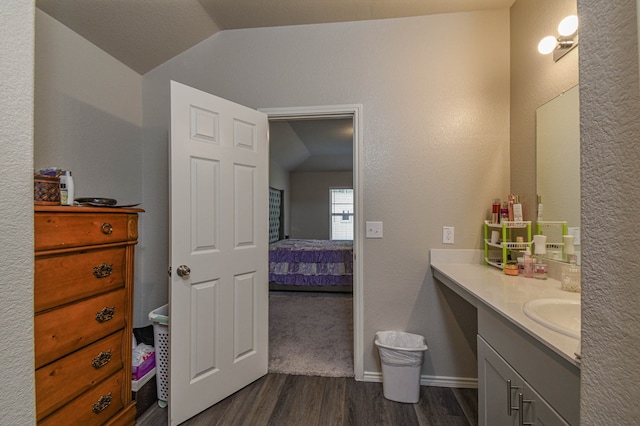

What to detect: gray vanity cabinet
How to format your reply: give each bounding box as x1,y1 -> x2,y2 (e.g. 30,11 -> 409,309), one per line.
478,335 -> 520,425
479,336 -> 569,425
477,304 -> 579,426
523,380 -> 570,425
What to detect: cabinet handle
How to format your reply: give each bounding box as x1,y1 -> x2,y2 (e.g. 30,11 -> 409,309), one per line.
518,393 -> 533,426
91,350 -> 112,369
95,306 -> 115,322
507,379 -> 520,416
93,263 -> 113,278
101,222 -> 113,235
92,392 -> 112,414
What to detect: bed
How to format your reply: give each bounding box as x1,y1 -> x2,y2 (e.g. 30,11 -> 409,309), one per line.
269,239 -> 353,290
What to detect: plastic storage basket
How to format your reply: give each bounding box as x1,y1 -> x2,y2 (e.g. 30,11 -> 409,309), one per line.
149,304 -> 169,408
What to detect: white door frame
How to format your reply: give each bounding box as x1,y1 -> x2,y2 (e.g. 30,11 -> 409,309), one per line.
260,104 -> 364,380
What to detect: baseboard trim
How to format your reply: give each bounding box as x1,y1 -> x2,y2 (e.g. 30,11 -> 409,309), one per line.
362,371 -> 478,389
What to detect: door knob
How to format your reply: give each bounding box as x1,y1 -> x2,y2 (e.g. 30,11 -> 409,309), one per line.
177,264 -> 191,278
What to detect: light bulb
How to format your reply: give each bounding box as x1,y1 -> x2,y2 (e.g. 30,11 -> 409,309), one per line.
558,15 -> 579,36
538,36 -> 557,55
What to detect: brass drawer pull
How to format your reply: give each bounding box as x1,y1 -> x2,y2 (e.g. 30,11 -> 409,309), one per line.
91,350 -> 112,369
101,222 -> 113,235
95,306 -> 115,322
93,263 -> 113,278
92,392 -> 112,414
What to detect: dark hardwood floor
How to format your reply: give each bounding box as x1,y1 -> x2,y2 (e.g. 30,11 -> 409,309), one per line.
136,374 -> 478,425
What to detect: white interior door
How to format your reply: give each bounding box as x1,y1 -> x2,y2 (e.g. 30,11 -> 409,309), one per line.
169,81 -> 269,425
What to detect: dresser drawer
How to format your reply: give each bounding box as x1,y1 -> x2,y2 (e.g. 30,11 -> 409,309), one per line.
35,213 -> 133,251
35,247 -> 126,312
35,289 -> 127,368
39,371 -> 126,426
34,247 -> 126,312
36,330 -> 125,421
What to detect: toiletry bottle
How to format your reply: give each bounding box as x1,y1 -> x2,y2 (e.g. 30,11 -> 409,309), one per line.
492,199 -> 500,224
533,254 -> 548,280
500,202 -> 509,223
561,257 -> 581,292
537,195 -> 544,222
533,234 -> 548,280
507,194 -> 515,222
60,173 -> 68,205
60,170 -> 75,206
523,247 -> 534,278
66,171 -> 74,206
563,235 -> 576,263
513,195 -> 523,222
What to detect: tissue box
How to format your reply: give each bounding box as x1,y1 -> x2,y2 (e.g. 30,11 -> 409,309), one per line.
132,352 -> 155,381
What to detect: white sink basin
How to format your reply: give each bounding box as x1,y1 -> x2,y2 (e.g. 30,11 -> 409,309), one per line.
523,298 -> 581,339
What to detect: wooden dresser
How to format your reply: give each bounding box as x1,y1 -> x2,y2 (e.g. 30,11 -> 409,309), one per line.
34,206 -> 143,425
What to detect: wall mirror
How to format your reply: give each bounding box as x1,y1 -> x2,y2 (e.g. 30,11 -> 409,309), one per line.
536,84 -> 580,260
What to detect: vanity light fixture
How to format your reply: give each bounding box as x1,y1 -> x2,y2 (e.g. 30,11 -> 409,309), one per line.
538,15 -> 579,61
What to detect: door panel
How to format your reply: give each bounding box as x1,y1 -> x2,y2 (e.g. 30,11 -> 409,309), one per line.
234,273 -> 257,359
170,81 -> 268,426
191,158 -> 220,252
234,164 -> 256,246
189,279 -> 217,380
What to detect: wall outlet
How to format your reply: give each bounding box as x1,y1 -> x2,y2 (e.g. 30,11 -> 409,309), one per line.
443,226 -> 454,244
366,221 -> 383,238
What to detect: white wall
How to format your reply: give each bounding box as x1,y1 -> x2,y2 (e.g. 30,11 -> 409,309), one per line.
0,1 -> 35,423
579,0 -> 640,423
34,10 -> 148,324
290,171 -> 352,239
143,10 -> 511,380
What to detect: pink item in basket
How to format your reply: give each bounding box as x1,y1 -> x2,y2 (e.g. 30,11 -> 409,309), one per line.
132,352 -> 155,380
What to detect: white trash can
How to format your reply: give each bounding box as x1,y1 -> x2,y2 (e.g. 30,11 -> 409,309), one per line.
375,331 -> 428,403
149,304 -> 169,408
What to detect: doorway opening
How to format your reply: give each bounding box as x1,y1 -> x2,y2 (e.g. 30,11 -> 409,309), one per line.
261,105 -> 364,380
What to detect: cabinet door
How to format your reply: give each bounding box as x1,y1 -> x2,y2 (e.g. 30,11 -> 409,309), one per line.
521,382 -> 570,426
478,336 -> 521,426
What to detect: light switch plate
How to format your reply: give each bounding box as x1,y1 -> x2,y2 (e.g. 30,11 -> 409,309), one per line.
366,221 -> 383,238
443,226 -> 454,244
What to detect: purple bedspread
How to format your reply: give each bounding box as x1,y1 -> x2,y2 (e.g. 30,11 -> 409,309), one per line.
269,239 -> 353,286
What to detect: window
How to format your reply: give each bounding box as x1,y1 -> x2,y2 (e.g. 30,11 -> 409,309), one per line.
330,188 -> 354,240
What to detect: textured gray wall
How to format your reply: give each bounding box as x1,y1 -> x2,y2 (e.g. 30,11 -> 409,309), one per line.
34,11 -> 143,205
579,0 -> 640,423
0,1 -> 36,423
143,10 -> 510,380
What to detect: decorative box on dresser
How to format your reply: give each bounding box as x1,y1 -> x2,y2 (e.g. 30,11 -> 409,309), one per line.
34,206 -> 143,425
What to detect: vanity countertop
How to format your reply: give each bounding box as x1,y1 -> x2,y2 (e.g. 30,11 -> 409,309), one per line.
430,249 -> 580,367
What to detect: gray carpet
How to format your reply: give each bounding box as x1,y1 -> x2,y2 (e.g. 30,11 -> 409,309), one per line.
269,293 -> 354,377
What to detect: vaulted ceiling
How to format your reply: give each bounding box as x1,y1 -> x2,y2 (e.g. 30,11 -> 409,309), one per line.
35,0 -> 515,172
36,0 -> 515,75
270,118 -> 354,172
